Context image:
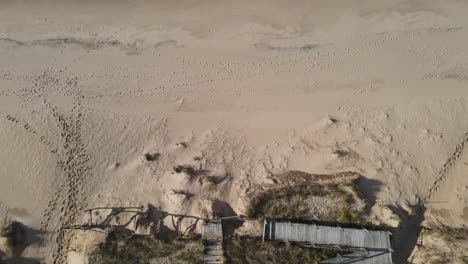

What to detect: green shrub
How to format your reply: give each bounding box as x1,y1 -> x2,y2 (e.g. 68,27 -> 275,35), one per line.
173,166 -> 183,173
334,149 -> 348,157
144,153 -> 152,161
173,165 -> 195,176
182,166 -> 195,176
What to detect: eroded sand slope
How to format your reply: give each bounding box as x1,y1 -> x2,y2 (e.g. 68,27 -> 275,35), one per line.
1,0 -> 468,263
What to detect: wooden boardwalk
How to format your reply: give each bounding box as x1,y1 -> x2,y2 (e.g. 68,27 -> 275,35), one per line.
202,220 -> 224,264
263,220 -> 392,264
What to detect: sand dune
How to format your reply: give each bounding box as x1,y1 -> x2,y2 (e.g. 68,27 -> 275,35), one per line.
1,0 -> 468,263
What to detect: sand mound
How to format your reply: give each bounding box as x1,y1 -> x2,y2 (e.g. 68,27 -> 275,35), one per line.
3,0 -> 468,262
410,228 -> 468,264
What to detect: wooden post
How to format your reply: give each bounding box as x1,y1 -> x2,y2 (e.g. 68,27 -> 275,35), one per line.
176,217 -> 183,239
262,219 -> 266,242
88,210 -> 92,227
155,216 -> 161,236
201,221 -> 204,240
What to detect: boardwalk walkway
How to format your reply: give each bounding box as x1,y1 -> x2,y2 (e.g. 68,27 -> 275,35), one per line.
263,220 -> 392,264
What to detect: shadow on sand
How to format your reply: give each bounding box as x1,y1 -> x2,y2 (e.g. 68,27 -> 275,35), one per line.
1,221 -> 44,264
389,203 -> 425,264
68,204 -> 205,241
356,176 -> 425,264
357,177 -> 383,208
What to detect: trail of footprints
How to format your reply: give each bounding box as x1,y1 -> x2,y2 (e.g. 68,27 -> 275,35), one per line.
4,105 -> 89,264
5,114 -> 59,157
46,99 -> 90,264
424,131 -> 468,203
6,67 -> 90,264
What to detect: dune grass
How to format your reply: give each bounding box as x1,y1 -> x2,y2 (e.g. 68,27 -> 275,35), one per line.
173,165 -> 195,176
224,236 -> 339,264
89,232 -> 203,264
246,183 -> 364,224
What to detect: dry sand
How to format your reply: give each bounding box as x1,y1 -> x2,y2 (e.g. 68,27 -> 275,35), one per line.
1,0 -> 468,263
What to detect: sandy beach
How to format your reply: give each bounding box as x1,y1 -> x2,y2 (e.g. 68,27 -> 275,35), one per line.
1,0 -> 468,263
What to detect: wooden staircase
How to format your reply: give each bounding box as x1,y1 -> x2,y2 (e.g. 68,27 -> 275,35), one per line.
203,239 -> 224,264
202,220 -> 224,264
